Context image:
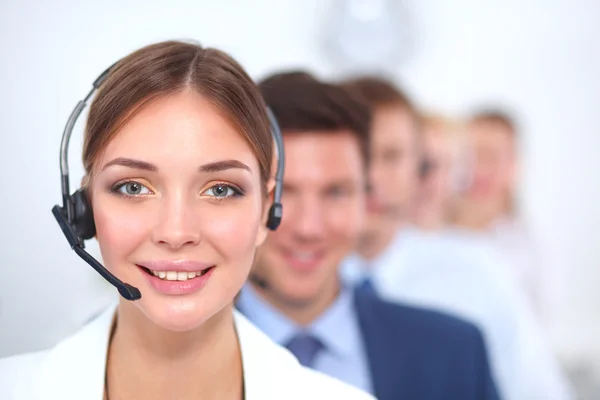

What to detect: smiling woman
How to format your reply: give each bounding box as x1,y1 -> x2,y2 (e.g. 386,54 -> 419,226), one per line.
0,40 -> 374,400
91,89 -> 265,331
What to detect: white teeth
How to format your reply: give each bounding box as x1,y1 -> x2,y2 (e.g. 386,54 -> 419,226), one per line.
166,271 -> 178,281
149,269 -> 209,281
177,272 -> 188,281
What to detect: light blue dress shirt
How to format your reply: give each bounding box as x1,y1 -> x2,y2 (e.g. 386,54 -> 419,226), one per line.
236,283 -> 374,395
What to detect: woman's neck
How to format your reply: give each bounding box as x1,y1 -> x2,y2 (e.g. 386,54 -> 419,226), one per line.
105,300 -> 243,400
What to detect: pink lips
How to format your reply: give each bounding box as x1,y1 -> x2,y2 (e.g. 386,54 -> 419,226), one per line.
137,260 -> 215,296
137,260 -> 213,272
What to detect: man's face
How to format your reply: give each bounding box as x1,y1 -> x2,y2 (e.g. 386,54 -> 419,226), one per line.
466,120 -> 516,202
253,130 -> 366,306
366,105 -> 419,228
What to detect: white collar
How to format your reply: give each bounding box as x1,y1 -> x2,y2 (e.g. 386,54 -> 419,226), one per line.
28,303 -> 351,400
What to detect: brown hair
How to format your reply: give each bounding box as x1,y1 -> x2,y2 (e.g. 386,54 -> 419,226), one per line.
469,109 -> 518,140
83,40 -> 273,190
340,75 -> 416,115
258,71 -> 371,165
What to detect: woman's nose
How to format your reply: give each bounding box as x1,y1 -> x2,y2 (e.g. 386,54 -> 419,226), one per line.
151,195 -> 201,250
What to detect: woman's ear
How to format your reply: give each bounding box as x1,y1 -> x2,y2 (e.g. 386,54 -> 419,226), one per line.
255,178 -> 277,247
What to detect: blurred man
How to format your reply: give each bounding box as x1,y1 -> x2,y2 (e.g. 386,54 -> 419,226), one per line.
340,76 -> 574,400
236,71 -> 499,400
452,110 -> 558,329
411,114 -> 466,231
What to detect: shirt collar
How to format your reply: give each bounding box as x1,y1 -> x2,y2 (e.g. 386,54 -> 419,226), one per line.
236,284 -> 297,346
236,282 -> 361,359
309,283 -> 360,358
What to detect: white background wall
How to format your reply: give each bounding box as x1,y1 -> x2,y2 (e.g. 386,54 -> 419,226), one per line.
0,0 -> 598,373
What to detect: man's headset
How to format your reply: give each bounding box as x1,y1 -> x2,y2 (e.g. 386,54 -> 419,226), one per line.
51,63 -> 285,301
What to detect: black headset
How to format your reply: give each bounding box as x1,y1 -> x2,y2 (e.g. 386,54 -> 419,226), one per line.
52,62 -> 285,301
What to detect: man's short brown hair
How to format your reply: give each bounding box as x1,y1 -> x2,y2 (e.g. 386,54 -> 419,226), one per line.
258,71 -> 371,165
339,75 -> 416,116
469,109 -> 519,139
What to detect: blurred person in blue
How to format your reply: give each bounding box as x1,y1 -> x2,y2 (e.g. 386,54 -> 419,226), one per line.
450,109 -> 558,329
339,76 -> 574,400
0,41 -> 375,400
236,71 -> 500,400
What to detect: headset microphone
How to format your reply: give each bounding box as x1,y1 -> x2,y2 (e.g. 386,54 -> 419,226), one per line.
52,62 -> 141,301
52,62 -> 285,302
52,206 -> 141,300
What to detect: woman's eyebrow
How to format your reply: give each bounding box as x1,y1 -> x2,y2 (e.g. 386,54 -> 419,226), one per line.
199,160 -> 251,173
100,158 -> 251,174
102,157 -> 157,172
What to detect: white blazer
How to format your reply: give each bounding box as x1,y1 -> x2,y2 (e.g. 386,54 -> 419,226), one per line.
0,304 -> 374,400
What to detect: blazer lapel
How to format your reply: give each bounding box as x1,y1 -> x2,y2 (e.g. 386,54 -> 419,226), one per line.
33,304 -> 116,400
234,309 -> 308,400
353,288 -> 408,400
30,305 -> 307,400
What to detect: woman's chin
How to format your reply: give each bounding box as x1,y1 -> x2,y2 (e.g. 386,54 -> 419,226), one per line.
138,297 -> 217,332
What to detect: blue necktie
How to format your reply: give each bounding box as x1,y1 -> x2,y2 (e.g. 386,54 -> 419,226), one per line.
358,276 -> 377,295
285,333 -> 323,367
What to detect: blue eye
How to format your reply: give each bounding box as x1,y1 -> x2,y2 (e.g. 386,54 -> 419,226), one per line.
111,181 -> 151,197
203,184 -> 242,198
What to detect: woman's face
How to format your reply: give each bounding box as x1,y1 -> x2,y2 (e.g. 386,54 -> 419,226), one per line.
414,126 -> 454,216
89,91 -> 269,332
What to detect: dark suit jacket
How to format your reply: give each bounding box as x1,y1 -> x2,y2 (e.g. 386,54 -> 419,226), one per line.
354,285 -> 500,400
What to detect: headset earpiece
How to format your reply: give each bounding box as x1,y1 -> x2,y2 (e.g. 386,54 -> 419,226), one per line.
71,189 -> 96,240
266,202 -> 282,231
265,107 -> 285,231
51,62 -> 145,301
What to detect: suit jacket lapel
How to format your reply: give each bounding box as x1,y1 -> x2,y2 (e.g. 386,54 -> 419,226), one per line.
353,287 -> 410,400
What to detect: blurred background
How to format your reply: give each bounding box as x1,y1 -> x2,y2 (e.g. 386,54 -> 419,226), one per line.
0,0 -> 598,397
